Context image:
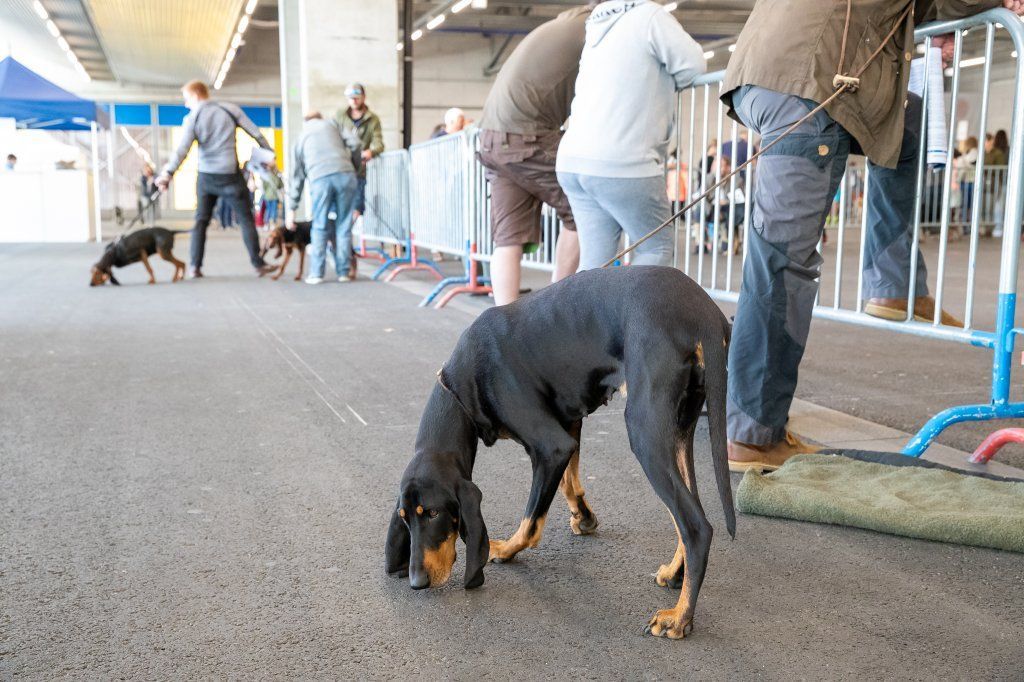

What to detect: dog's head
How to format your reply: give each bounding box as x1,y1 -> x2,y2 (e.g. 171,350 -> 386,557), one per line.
90,245 -> 119,286
385,473 -> 488,590
261,228 -> 285,260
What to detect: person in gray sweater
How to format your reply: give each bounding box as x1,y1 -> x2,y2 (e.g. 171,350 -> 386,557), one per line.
287,111 -> 362,284
156,80 -> 276,278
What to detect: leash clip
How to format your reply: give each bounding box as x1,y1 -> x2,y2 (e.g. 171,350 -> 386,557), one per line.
832,74 -> 860,92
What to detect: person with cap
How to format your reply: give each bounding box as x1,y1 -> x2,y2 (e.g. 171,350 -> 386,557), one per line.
720,0 -> 1017,473
155,79 -> 276,277
430,108 -> 467,139
477,4 -> 592,306
336,84 -> 385,224
287,111 -> 362,284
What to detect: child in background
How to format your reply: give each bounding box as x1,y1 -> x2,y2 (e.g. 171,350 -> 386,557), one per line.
261,162 -> 284,228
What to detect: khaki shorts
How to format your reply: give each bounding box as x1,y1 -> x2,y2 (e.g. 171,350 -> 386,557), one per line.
478,129 -> 576,250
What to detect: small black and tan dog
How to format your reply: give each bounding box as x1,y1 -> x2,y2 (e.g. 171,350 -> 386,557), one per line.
385,266 -> 734,640
89,227 -> 187,286
261,220 -> 341,281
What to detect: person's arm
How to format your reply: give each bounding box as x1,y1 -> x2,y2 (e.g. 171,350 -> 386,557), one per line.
647,10 -> 706,92
926,0 -> 1002,21
231,104 -> 273,151
368,115 -> 385,157
158,112 -> 198,183
287,136 -> 307,220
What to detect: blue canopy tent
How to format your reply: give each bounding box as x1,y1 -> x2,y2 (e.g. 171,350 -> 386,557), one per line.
0,56 -> 107,130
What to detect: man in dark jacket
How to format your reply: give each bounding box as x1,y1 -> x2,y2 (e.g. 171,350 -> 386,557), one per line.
722,0 -> 1014,471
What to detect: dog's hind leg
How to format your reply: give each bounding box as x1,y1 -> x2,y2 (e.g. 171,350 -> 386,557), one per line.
657,382 -> 705,589
489,421 -> 577,563
158,250 -> 185,282
295,245 -> 306,281
559,420 -> 598,535
140,251 -> 156,284
273,248 -> 292,281
626,380 -> 712,640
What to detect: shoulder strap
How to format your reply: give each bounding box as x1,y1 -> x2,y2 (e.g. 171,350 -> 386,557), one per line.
196,102 -> 241,146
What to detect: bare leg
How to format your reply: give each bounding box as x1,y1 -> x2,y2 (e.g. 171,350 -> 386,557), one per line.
491,244 -> 524,306
553,229 -> 580,282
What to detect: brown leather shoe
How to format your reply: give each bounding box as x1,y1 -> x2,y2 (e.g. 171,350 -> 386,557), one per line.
728,431 -> 818,473
864,296 -> 964,327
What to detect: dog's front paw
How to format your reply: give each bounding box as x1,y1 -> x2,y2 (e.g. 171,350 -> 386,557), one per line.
488,539 -> 516,563
644,608 -> 693,640
147,278 -> 156,285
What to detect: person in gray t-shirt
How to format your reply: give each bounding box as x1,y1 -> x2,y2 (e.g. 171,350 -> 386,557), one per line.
156,80 -> 276,278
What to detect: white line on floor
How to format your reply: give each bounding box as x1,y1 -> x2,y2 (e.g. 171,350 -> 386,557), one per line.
346,404 -> 368,426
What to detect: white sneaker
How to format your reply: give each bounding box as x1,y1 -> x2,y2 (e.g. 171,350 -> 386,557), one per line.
337,275 -> 351,283
305,276 -> 323,285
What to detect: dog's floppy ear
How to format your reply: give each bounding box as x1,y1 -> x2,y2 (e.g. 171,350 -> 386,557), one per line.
384,501 -> 410,578
457,478 -> 488,589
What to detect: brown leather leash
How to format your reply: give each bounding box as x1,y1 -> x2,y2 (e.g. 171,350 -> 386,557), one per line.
600,1 -> 914,269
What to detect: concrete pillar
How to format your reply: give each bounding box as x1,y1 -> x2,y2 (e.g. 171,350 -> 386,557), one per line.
279,0 -> 400,153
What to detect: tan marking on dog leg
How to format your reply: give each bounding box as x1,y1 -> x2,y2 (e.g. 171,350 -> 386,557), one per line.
655,512 -> 685,587
560,449 -> 598,535
489,516 -> 547,562
140,251 -> 156,284
296,246 -> 306,281
421,532 -> 457,587
274,247 -> 291,281
694,341 -> 704,369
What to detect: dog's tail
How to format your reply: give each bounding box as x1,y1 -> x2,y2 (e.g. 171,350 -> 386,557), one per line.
703,315 -> 735,539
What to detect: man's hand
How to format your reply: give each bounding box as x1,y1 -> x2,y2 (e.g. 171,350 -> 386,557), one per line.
361,149 -> 374,161
931,34 -> 956,68
1005,0 -> 1024,16
155,173 -> 171,191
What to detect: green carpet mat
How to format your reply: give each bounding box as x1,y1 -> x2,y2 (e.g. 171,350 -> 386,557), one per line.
736,453 -> 1024,553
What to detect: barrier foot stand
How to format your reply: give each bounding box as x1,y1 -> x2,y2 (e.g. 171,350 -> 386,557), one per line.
969,428 -> 1024,464
434,256 -> 491,309
372,256 -> 406,281
419,275 -> 468,307
356,238 -> 388,263
902,401 -> 1024,458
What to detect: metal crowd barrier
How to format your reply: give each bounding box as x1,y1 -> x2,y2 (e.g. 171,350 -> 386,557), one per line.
674,8 -> 1024,456
364,149 -> 444,282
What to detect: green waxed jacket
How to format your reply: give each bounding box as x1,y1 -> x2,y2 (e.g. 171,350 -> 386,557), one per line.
723,0 -> 1001,168
336,107 -> 385,177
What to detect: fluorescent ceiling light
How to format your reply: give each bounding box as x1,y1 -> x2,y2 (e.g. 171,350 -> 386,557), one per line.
33,1 -> 48,20
245,0 -> 258,14
57,36 -> 69,51
226,47 -> 237,62
470,0 -> 487,7
452,0 -> 472,12
1013,50 -> 1019,58
396,42 -> 403,50
238,15 -> 250,33
45,19 -> 59,37
231,33 -> 242,48
703,50 -> 715,59
411,29 -> 423,40
663,2 -> 678,11
728,44 -> 736,52
426,14 -> 445,30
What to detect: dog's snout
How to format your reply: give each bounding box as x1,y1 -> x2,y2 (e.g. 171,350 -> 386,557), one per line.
409,569 -> 430,590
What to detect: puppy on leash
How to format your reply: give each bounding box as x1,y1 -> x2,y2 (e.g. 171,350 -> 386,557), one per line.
90,227 -> 187,286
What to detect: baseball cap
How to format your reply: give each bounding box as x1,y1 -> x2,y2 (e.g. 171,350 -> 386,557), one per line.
345,83 -> 365,97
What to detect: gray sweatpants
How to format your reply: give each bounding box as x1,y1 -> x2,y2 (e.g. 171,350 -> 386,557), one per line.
728,85 -> 928,446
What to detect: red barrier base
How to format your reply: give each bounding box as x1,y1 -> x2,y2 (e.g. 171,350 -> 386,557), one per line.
969,428 -> 1024,464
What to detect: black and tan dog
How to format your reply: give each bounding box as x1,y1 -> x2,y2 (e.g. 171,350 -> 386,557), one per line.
90,227 -> 186,286
261,221 -> 312,281
385,266 -> 735,640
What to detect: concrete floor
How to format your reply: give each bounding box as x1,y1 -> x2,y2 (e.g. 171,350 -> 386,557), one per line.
2,233 -> 1024,678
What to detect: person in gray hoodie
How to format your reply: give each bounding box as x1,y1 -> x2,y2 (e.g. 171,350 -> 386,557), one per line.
556,0 -> 705,270
287,111 -> 362,283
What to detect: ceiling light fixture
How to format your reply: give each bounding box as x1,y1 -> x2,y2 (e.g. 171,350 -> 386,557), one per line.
32,0 -> 48,20
663,2 -> 678,11
703,50 -> 715,59
426,14 -> 446,30
57,36 -> 69,51
728,44 -> 737,52
238,15 -> 250,33
45,19 -> 59,37
452,0 -> 472,12
245,0 -> 258,14
32,2 -> 89,81
411,29 -> 423,40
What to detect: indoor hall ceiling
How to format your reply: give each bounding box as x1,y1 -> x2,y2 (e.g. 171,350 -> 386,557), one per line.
2,0 -> 113,81
85,0 -> 247,85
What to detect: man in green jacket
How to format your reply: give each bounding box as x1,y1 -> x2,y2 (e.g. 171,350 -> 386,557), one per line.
722,0 -> 1016,472
336,83 -> 385,220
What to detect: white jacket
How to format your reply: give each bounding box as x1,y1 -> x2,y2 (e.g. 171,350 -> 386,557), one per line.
556,0 -> 705,178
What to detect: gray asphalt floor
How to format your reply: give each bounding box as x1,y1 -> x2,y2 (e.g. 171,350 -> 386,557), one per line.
2,233 -> 1023,678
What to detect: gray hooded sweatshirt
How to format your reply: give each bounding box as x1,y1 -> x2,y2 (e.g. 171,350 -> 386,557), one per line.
556,0 -> 705,178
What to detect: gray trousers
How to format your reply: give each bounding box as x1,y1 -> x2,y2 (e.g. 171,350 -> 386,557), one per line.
728,86 -> 928,446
